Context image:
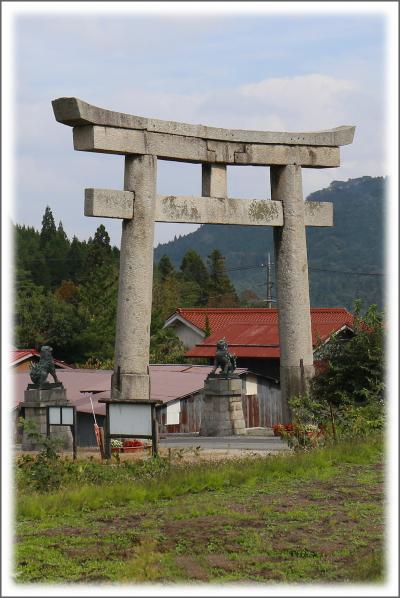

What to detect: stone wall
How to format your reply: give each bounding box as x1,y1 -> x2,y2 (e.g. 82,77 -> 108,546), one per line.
200,377 -> 246,436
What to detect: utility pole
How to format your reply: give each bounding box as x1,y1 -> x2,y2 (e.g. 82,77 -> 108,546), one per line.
266,252 -> 275,308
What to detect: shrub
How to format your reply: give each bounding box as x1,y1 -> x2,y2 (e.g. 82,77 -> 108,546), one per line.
312,301 -> 385,408
274,422 -> 326,451
287,302 -> 385,446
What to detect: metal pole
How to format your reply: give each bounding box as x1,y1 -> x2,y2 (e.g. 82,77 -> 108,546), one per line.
266,252 -> 274,308
151,405 -> 159,457
46,406 -> 50,440
104,403 -> 111,459
72,407 -> 77,460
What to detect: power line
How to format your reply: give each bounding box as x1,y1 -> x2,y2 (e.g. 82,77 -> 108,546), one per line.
309,268 -> 385,277
265,252 -> 275,308
225,262 -> 385,277
225,264 -> 265,272
15,256 -> 385,278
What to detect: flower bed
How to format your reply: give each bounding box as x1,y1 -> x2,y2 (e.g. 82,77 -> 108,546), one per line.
122,440 -> 150,452
111,439 -> 150,453
273,422 -> 326,450
273,424 -> 294,437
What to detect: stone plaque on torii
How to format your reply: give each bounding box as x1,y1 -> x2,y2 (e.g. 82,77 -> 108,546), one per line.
52,97 -> 355,422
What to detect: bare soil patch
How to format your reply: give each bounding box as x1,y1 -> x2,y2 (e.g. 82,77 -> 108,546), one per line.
175,556 -> 210,581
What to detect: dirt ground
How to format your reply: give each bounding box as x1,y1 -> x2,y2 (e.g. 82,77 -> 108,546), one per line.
15,460 -> 385,584
15,446 -> 283,462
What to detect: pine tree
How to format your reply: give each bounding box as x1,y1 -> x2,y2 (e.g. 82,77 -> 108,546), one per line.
57,221 -> 68,242
180,249 -> 210,305
46,220 -> 71,288
158,255 -> 175,282
40,206 -> 56,248
14,224 -> 51,288
204,315 -> 212,338
79,224 -> 118,361
85,225 -> 113,272
66,236 -> 88,283
207,249 -> 238,307
152,274 -> 181,321
78,262 -> 118,362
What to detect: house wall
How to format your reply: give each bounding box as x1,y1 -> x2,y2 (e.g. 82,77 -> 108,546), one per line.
241,377 -> 282,427
13,361 -> 33,372
77,413 -> 106,447
157,374 -> 282,434
169,321 -> 204,348
158,391 -> 204,434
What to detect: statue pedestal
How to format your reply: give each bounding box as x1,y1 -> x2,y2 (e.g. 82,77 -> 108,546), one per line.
200,376 -> 247,436
21,384 -> 73,451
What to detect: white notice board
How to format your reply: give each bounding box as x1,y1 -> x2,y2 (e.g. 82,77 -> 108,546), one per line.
109,403 -> 152,436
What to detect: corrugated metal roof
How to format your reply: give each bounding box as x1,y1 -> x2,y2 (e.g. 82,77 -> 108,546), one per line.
181,308 -> 354,359
12,369 -> 111,415
12,365 -> 249,415
11,349 -> 73,369
12,350 -> 39,365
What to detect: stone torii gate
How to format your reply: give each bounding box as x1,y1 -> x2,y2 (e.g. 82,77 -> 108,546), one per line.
52,98 -> 355,422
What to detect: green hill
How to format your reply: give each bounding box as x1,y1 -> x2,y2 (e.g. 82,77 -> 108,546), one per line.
154,176 -> 386,310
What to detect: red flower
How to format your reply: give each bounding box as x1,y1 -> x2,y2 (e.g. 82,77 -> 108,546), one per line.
123,439 -> 146,448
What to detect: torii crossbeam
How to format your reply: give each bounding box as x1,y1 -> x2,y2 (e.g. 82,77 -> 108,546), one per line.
53,97 -> 355,422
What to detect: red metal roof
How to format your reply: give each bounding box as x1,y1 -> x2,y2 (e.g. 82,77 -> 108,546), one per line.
11,350 -> 39,365
11,349 -> 73,369
178,308 -> 354,359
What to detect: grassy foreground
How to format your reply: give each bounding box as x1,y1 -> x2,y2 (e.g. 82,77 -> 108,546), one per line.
14,438 -> 385,584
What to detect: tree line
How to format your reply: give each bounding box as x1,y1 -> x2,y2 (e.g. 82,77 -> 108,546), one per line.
14,206 -> 240,366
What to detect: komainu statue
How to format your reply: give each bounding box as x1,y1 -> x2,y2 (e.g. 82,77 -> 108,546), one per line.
29,346 -> 60,386
210,338 -> 237,378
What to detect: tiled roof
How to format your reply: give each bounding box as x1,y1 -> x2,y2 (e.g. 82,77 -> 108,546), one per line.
177,308 -> 354,359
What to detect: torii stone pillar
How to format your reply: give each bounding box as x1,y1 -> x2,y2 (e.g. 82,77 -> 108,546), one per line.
52,97 -> 355,420
112,155 -> 157,401
271,165 -> 314,421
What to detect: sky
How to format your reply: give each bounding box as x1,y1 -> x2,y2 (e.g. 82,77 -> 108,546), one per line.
6,2 -> 392,248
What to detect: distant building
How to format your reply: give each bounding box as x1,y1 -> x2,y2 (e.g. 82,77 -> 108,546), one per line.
11,308 -> 355,445
164,307 -> 354,378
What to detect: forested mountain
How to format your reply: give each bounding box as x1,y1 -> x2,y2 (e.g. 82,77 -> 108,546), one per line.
155,176 -> 386,310
13,176 -> 385,365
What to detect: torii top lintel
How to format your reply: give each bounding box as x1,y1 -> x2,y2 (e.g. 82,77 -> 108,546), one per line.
52,97 -> 355,168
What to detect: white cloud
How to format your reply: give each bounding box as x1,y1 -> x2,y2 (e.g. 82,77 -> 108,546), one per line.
240,74 -> 358,128
14,72 -> 386,246
100,72 -> 367,133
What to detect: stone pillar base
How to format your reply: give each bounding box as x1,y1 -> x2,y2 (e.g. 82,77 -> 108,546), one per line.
111,372 -> 150,402
280,363 -> 315,423
200,376 -> 247,436
21,385 -> 73,451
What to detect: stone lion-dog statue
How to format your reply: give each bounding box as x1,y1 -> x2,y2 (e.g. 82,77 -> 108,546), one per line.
30,345 -> 60,386
210,338 -> 237,378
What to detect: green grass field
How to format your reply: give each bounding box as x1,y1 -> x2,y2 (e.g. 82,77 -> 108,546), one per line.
14,438 -> 385,585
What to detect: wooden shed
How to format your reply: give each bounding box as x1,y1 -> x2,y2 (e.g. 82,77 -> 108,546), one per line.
157,370 -> 281,434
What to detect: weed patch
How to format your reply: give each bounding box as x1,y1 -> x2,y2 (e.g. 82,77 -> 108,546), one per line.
15,437 -> 385,584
